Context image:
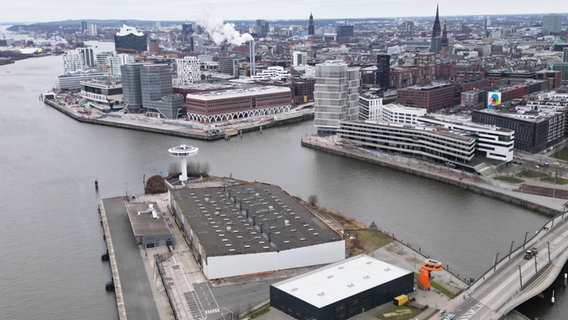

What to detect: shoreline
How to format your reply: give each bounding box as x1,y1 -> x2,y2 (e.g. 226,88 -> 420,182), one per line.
43,98 -> 313,141
301,135 -> 565,218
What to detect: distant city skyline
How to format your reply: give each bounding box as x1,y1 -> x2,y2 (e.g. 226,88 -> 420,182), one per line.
1,0 -> 566,23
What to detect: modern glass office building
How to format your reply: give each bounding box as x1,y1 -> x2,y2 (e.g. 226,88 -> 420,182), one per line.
314,60 -> 360,135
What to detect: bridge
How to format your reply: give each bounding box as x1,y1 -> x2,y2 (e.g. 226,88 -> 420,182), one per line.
437,208 -> 568,320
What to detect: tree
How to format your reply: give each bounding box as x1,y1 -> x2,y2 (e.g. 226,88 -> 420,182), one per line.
145,175 -> 166,194
307,194 -> 318,206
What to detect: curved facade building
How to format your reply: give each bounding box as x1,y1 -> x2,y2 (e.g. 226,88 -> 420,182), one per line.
114,25 -> 147,54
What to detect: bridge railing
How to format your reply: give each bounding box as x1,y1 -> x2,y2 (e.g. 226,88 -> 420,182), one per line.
468,211 -> 567,293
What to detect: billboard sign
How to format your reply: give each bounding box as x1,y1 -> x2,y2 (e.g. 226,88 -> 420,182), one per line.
487,92 -> 501,109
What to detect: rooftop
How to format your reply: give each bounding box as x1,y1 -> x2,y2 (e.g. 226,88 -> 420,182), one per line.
170,182 -> 342,257
125,202 -> 171,237
272,254 -> 412,308
185,86 -> 290,101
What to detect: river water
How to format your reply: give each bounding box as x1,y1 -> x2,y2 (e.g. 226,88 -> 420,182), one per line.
0,44 -> 561,319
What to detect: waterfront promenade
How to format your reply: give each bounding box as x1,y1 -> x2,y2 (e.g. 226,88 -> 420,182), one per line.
301,135 -> 568,215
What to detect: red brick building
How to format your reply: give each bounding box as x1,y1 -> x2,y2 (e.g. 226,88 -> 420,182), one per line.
396,83 -> 456,112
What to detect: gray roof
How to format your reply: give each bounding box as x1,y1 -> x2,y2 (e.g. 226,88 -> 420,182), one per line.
171,182 -> 342,257
126,202 -> 171,237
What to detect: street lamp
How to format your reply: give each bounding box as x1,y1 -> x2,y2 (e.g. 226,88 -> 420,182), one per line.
547,241 -> 551,262
518,265 -> 523,288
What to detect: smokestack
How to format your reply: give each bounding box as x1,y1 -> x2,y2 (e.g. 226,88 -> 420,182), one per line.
249,40 -> 255,76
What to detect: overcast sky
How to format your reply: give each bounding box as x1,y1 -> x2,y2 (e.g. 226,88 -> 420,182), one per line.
1,0 -> 565,23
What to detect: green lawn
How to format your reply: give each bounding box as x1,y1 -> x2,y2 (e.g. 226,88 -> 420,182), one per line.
541,176 -> 568,185
494,176 -> 524,183
551,147 -> 568,161
376,306 -> 422,320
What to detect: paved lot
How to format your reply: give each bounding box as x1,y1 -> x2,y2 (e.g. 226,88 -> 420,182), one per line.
103,197 -> 161,320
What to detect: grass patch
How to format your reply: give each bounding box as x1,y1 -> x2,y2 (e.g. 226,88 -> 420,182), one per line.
551,147 -> 568,161
301,201 -> 393,256
376,306 -> 421,320
517,170 -> 548,178
494,175 -> 524,183
541,176 -> 568,185
413,273 -> 454,297
250,305 -> 270,318
431,280 -> 455,298
348,229 -> 393,256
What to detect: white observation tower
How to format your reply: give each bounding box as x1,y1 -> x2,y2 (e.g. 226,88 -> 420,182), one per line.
168,144 -> 199,182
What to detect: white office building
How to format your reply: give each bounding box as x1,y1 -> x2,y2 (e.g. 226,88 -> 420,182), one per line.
417,116 -> 514,162
62,48 -> 95,73
107,54 -> 135,80
314,60 -> 360,134
176,56 -> 201,85
373,103 -> 427,124
292,51 -> 308,66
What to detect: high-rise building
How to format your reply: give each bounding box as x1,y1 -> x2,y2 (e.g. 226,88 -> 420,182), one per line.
63,51 -> 86,73
308,13 -> 315,36
141,64 -> 172,105
292,51 -> 308,66
81,21 -> 88,34
121,63 -> 144,110
376,54 -> 390,89
140,64 -> 185,119
336,25 -> 354,42
542,14 -> 562,35
96,51 -> 114,70
314,60 -> 360,135
89,23 -> 98,36
256,19 -> 269,38
108,54 -> 135,80
78,47 -> 95,68
114,25 -> 147,54
176,56 -> 201,85
62,48 -> 94,73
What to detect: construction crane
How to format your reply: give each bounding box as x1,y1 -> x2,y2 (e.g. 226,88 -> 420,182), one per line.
419,259 -> 442,290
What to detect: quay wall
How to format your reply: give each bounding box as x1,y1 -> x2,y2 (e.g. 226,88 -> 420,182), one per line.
43,99 -> 312,141
301,137 -> 561,218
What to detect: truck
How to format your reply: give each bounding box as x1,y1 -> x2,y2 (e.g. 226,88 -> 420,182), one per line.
524,247 -> 537,260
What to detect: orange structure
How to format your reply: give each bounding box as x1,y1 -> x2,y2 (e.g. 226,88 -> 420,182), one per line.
419,259 -> 442,290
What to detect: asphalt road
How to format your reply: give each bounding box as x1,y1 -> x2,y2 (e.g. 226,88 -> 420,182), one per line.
449,214 -> 568,319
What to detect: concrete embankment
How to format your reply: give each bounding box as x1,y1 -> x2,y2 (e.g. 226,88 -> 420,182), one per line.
43,99 -> 313,141
98,201 -> 127,320
301,136 -> 562,218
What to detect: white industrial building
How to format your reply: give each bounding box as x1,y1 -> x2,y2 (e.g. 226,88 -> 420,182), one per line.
270,254 -> 414,320
169,182 -> 345,279
176,56 -> 201,85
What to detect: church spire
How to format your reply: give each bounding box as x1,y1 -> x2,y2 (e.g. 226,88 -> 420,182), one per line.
308,12 -> 315,36
432,4 -> 441,37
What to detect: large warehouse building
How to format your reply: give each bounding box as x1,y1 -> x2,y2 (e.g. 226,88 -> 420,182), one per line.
270,254 -> 414,320
169,182 -> 345,279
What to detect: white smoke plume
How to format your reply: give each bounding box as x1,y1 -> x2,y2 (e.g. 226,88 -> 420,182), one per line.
198,15 -> 253,46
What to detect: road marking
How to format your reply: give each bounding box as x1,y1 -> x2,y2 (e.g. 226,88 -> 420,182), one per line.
459,303 -> 482,320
